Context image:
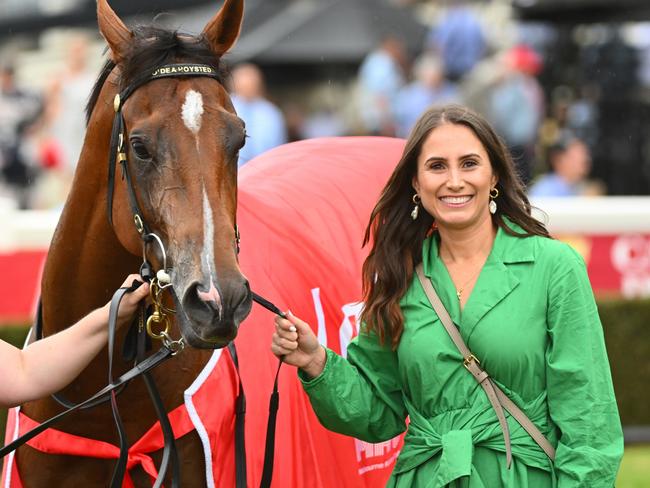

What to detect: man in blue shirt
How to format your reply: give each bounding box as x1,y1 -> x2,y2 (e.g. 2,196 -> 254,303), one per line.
357,35 -> 406,135
426,1 -> 486,81
230,63 -> 287,167
529,134 -> 592,197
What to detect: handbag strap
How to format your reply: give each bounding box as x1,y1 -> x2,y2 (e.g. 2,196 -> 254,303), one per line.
415,264 -> 556,464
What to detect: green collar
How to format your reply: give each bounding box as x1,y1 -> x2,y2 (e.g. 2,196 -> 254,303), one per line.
422,217 -> 537,279
420,217 -> 539,333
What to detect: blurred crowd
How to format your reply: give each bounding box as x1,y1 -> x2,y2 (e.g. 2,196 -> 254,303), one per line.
0,34 -> 94,210
226,0 -> 601,199
0,1 -> 635,210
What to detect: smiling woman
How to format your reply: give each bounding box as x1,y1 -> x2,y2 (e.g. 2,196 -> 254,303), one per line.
271,104 -> 624,487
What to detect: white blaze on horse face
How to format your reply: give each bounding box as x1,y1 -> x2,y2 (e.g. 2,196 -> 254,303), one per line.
198,185 -> 222,313
181,89 -> 204,135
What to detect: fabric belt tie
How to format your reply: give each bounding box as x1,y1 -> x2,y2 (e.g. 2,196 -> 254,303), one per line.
433,429 -> 474,486
18,405 -> 195,488
393,398 -> 553,488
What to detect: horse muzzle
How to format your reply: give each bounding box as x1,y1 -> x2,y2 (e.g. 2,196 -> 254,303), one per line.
177,276 -> 252,348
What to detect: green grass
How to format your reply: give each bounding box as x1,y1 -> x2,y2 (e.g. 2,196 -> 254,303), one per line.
617,445 -> 650,487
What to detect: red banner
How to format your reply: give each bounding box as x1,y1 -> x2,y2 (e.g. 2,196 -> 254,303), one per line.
559,234 -> 650,298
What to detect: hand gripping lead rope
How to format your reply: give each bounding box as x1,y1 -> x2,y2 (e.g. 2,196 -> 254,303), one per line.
2,286 -> 292,488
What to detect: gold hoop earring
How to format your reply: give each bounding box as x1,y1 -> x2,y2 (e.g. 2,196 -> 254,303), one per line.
411,193 -> 421,220
489,187 -> 499,214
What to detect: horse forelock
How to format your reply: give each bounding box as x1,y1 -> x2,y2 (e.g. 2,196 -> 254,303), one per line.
86,24 -> 230,124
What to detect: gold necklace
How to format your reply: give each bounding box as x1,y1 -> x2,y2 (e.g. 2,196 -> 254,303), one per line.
455,267 -> 483,300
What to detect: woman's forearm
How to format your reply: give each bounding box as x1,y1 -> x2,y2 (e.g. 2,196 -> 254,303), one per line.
0,274 -> 148,409
2,306 -> 110,407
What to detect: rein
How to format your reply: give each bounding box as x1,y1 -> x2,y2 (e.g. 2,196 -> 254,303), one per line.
1,63 -> 284,488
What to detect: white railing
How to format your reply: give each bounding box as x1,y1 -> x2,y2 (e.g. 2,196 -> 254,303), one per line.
0,197 -> 649,252
0,207 -> 60,252
530,197 -> 650,234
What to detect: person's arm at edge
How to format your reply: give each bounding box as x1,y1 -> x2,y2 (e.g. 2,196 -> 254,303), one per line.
0,275 -> 149,408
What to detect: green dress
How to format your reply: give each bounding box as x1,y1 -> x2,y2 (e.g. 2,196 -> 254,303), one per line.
300,221 -> 623,487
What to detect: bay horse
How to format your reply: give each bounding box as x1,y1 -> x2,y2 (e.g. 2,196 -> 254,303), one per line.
11,0 -> 251,485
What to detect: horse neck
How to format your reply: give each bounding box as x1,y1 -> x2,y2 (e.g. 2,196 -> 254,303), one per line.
40,111 -> 140,335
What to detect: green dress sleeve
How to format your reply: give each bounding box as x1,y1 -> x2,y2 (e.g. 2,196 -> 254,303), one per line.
298,329 -> 407,443
546,246 -> 624,487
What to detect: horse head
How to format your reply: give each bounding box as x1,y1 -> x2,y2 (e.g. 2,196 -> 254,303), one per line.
96,0 -> 251,348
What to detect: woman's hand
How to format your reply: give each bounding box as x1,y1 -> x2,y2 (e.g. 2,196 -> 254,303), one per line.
101,274 -> 150,329
272,311 -> 326,378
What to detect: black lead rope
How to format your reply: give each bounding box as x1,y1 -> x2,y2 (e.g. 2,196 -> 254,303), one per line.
106,281 -> 181,488
33,301 -> 126,410
26,284 -> 180,487
1,282 -> 182,488
107,285 -> 138,488
252,292 -> 285,488
228,292 -> 287,488
0,348 -> 173,460
260,360 -> 283,488
227,341 -> 248,488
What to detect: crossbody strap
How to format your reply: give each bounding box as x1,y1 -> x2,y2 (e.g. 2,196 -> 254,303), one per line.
415,264 -> 556,464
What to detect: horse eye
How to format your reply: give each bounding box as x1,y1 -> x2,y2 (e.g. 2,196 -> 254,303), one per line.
130,139 -> 151,160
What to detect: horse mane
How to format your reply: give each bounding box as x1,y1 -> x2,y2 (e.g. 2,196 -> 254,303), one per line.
85,25 -> 230,124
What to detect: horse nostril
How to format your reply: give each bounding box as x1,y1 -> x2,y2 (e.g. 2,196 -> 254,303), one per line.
196,281 -> 222,310
182,278 -> 251,326
182,282 -> 222,324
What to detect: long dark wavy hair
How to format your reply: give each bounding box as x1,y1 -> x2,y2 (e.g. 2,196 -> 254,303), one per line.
360,104 -> 550,349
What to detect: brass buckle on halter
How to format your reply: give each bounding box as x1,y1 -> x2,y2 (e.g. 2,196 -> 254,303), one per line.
146,276 -> 177,342
134,214 -> 145,235
146,308 -> 171,339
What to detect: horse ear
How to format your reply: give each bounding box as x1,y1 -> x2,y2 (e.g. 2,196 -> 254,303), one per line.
97,0 -> 132,64
202,0 -> 244,57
